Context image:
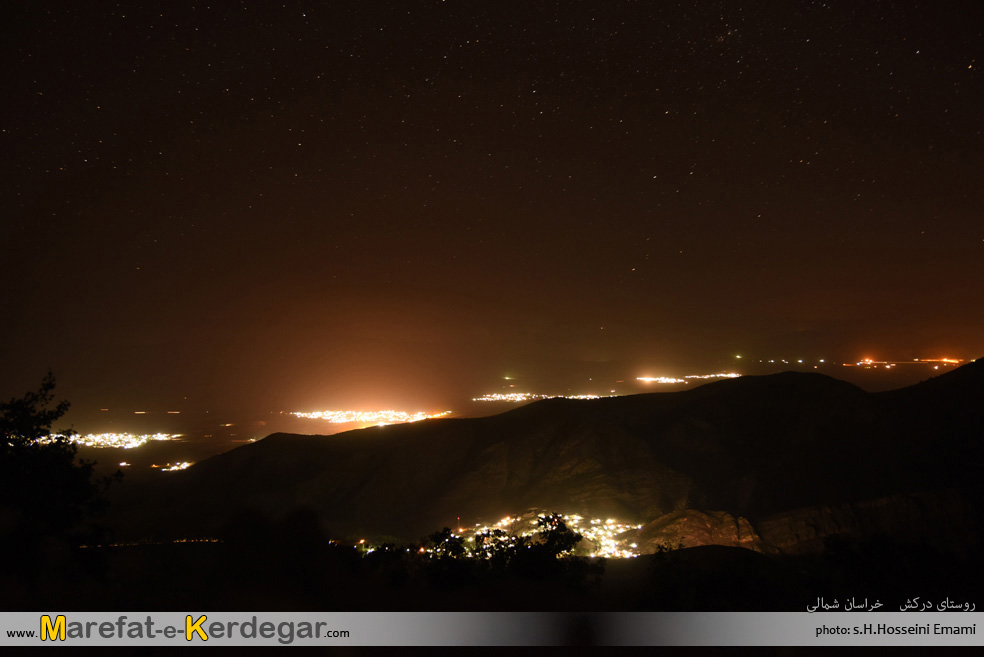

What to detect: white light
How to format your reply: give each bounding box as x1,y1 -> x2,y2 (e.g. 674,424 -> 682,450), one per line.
38,433 -> 177,449
636,376 -> 686,384
472,392 -> 612,402
290,410 -> 451,425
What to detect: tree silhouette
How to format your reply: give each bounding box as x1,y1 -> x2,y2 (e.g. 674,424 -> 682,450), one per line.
536,513 -> 582,556
0,372 -> 116,566
424,527 -> 466,559
473,528 -> 517,567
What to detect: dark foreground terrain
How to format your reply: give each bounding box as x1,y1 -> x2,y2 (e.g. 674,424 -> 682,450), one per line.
5,529 -> 981,612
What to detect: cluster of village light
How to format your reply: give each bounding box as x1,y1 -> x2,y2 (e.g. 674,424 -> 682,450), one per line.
474,375 -> 749,402
637,373 -> 742,384
567,515 -> 644,558
32,433 -> 193,474
368,513 -> 644,559
153,462 -> 192,472
441,513 -> 644,559
289,410 -> 452,424
37,432 -> 178,449
471,393 -> 611,402
846,357 -> 963,370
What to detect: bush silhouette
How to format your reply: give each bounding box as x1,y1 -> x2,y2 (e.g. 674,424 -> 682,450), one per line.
0,372 -> 117,568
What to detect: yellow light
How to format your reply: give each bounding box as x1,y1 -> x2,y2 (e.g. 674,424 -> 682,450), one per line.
472,392 -> 612,402
290,409 -> 452,425
38,433 -> 177,449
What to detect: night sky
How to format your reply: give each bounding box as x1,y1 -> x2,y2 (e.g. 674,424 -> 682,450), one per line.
2,2 -> 982,420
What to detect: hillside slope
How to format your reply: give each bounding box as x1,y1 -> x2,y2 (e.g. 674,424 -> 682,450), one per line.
109,362 -> 983,552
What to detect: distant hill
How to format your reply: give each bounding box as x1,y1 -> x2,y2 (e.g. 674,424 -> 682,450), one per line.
109,359 -> 983,553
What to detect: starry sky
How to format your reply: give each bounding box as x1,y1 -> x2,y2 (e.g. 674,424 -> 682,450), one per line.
2,1 -> 982,418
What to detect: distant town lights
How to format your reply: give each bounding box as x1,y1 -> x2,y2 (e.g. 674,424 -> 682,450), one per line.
472,393 -> 612,402
38,433 -> 177,449
290,410 -> 452,425
847,357 -> 962,368
636,376 -> 686,384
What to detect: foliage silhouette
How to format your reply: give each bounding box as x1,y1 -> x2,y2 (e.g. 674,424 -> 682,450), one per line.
0,372 -> 118,568
507,514 -> 588,581
424,526 -> 466,559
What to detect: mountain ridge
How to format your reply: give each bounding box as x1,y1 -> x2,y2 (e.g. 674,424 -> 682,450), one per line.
108,361 -> 984,552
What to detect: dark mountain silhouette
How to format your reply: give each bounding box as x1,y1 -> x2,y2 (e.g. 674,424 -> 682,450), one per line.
109,359 -> 984,554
